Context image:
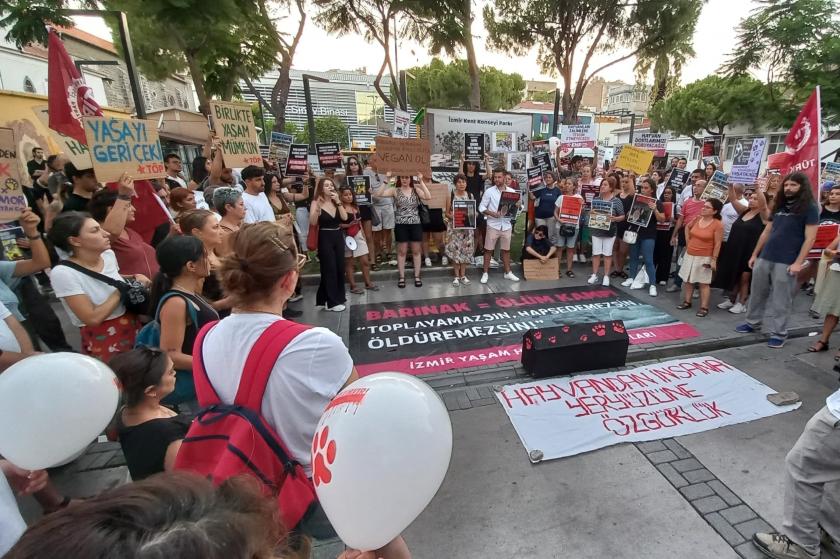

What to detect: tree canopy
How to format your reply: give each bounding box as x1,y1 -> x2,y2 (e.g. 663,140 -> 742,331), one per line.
483,0 -> 703,124
404,58 -> 524,111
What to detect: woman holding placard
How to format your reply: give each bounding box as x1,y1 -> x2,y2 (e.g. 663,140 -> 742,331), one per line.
343,156 -> 378,268
445,173 -> 475,285
587,177 -> 625,286
621,178 -> 666,297
339,187 -> 377,294
612,174 -> 637,279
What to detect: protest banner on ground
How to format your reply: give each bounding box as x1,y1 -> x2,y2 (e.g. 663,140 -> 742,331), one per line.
349,286 -> 699,376
497,356 -> 800,462
524,258 -> 560,281
559,124 -> 597,151
729,138 -> 766,185
373,136 -> 431,177
464,133 -> 484,162
316,142 -> 342,170
209,101 -> 262,169
666,169 -> 691,192
657,202 -> 675,231
498,190 -> 520,219
526,166 -> 543,191
393,109 -> 410,138
824,162 -> 840,184
633,133 -> 669,156
588,199 -> 612,232
627,194 -> 656,228
452,199 -> 476,229
809,223 -> 839,259
268,131 -> 293,169
532,152 -> 551,173
768,88 -> 821,196
285,144 -> 309,176
347,175 -> 371,205
615,145 -> 654,176
82,117 -> 165,183
0,129 -> 28,222
32,105 -> 93,169
700,170 -> 730,203
426,183 -> 449,210
556,196 -> 584,225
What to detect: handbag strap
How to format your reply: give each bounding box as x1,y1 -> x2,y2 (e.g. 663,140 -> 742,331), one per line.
55,259 -> 126,290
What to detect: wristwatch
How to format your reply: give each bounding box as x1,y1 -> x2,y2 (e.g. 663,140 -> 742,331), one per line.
26,233 -> 42,241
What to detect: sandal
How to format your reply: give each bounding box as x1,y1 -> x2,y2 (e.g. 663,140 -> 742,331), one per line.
696,308 -> 709,317
566,271 -> 575,278
414,278 -> 423,287
676,301 -> 692,310
350,287 -> 365,295
366,284 -> 380,291
808,340 -> 830,353
398,278 -> 406,289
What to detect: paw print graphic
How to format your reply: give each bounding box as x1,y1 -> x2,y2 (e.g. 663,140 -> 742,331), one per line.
592,324 -> 606,337
548,336 -> 556,344
561,326 -> 570,333
534,330 -> 543,341
525,338 -> 533,350
579,334 -> 589,342
312,426 -> 337,487
612,322 -> 626,334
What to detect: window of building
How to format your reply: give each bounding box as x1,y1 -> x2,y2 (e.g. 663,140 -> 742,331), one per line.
767,134 -> 787,155
539,118 -> 550,135
167,94 -> 175,107
691,145 -> 701,161
23,77 -> 35,93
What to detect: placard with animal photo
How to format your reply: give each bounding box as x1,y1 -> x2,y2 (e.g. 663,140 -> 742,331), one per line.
700,170 -> 730,203
453,199 -> 476,229
491,131 -> 515,152
498,190 -> 520,219
508,151 -> 527,172
347,175 -> 371,205
627,194 -> 656,228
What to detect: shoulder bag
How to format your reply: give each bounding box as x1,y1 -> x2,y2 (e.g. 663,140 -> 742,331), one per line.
56,260 -> 151,316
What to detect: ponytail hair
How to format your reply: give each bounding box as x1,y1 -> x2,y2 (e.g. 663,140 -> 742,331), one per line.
149,235 -> 205,312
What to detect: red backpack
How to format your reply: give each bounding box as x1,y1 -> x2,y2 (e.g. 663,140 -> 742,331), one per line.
174,319 -> 317,530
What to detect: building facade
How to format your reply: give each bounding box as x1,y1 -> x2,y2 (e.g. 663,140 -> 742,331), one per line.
604,82 -> 651,116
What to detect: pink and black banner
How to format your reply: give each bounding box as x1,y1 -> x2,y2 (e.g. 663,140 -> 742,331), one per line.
350,286 -> 699,376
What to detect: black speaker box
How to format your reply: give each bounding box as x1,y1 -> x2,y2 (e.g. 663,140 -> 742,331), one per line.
521,320 -> 629,378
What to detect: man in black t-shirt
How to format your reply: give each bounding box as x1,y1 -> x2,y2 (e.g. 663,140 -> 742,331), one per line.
61,162 -> 100,213
26,147 -> 46,185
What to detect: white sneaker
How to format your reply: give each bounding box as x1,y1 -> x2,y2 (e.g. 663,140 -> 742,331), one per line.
658,281 -> 667,286
441,256 -> 449,266
729,302 -> 746,314
587,273 -> 599,285
621,278 -> 633,287
579,255 -> 587,264
649,285 -> 658,297
717,300 -> 734,310
504,271 -> 520,282
460,276 -> 471,285
572,254 -> 579,263
601,276 -> 610,287
452,277 -> 460,286
326,304 -> 346,312
480,272 -> 489,284
424,257 -> 432,267
288,293 -> 303,303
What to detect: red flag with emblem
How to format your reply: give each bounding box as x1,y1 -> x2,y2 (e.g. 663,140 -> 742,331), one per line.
767,87 -> 821,196
47,29 -> 102,143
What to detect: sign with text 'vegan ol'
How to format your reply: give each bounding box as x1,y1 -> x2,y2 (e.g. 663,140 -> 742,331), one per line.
209,101 -> 262,169
374,136 -> 431,177
82,117 -> 166,183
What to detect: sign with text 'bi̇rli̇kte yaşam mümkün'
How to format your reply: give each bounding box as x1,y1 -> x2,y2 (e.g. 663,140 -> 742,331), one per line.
82,117 -> 166,183
349,286 -> 698,376
497,356 -> 800,462
209,101 -> 262,169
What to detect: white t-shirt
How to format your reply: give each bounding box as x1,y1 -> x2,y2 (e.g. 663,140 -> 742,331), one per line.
201,313 -> 353,476
0,302 -> 21,353
721,198 -> 749,241
51,250 -> 126,327
827,389 -> 840,420
242,191 -> 275,224
0,470 -> 26,556
168,175 -> 187,188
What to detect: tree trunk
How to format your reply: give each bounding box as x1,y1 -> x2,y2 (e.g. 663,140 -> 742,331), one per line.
463,0 -> 481,110
271,59 -> 293,131
185,51 -> 210,115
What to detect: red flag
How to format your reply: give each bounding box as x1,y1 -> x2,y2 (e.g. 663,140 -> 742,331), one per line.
47,29 -> 102,143
106,180 -> 172,243
768,87 -> 821,196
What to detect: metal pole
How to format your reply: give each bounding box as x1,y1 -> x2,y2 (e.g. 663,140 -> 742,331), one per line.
303,76 -> 316,154
115,12 -> 146,118
629,113 -> 637,144
399,70 -> 408,111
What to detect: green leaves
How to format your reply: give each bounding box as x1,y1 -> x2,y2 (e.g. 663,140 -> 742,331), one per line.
0,0 -> 72,47
404,58 -> 524,111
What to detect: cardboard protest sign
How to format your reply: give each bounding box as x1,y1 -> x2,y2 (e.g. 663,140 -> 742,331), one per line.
700,170 -> 730,203
524,258 -> 560,281
498,190 -> 520,219
633,133 -> 669,157
285,144 -> 309,176
453,199 -> 476,229
823,161 -> 840,184
82,117 -> 166,183
0,129 -> 28,222
729,138 -> 766,185
526,166 -> 544,191
560,124 -> 597,150
809,223 -> 839,259
657,202 -> 675,231
373,136 -> 431,177
491,132 -> 514,152
316,142 -> 342,170
32,105 -> 93,169
615,145 -> 654,176
347,175 -> 371,205
667,169 -> 691,192
426,183 -> 449,210
531,152 -> 551,172
556,196 -> 583,225
464,133 -> 484,161
209,101 -> 262,169
627,194 -> 656,228
268,131 -> 293,169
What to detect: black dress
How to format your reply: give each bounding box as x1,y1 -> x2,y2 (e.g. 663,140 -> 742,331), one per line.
713,213 -> 764,290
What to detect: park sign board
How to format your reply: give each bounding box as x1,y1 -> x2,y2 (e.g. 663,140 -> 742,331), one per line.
209,101 -> 262,169
82,117 -> 166,183
32,105 -> 93,169
615,144 -> 654,176
0,128 -> 28,222
373,136 -> 431,177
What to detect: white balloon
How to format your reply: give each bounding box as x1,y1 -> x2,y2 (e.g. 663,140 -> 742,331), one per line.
312,372 -> 452,551
0,353 -> 119,470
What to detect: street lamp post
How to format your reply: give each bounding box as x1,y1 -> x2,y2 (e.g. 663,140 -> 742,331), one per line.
302,73 -> 329,154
